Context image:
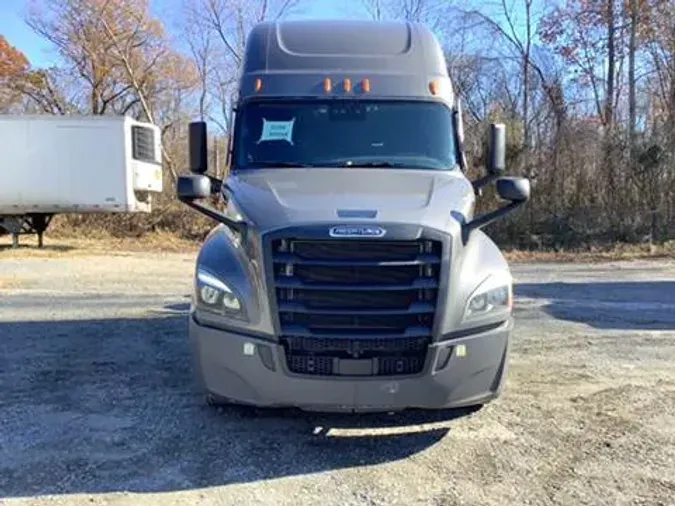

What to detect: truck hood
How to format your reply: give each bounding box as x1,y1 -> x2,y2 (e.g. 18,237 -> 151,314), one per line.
226,168 -> 475,233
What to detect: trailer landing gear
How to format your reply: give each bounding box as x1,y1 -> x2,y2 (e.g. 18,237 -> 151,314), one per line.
0,214 -> 54,248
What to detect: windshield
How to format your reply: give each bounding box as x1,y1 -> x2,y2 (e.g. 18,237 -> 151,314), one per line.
233,100 -> 458,171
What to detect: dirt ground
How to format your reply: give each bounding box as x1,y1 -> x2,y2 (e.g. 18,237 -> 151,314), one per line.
1,247 -> 674,506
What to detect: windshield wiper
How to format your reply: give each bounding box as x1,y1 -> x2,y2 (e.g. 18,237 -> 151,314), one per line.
246,161 -> 315,168
336,160 -> 409,168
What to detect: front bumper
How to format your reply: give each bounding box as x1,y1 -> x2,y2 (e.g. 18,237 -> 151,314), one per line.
189,316 -> 513,412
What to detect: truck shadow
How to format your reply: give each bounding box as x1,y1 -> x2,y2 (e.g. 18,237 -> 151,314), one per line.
514,281 -> 675,330
0,314 -> 474,497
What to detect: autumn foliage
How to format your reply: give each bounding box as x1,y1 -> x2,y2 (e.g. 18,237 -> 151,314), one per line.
0,35 -> 29,78
0,35 -> 30,110
1,0 -> 674,249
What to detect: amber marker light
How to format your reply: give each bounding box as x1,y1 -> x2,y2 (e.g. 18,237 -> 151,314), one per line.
254,78 -> 263,92
429,79 -> 440,95
362,78 -> 371,93
324,78 -> 332,93
344,78 -> 352,92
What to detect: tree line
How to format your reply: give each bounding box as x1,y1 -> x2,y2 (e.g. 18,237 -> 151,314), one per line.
1,0 -> 673,249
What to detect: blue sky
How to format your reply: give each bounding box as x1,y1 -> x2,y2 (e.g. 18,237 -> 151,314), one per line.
1,0 -> 546,69
0,0 -> 49,66
0,0 -> 370,68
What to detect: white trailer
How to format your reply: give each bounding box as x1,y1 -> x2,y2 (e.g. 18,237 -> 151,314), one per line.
0,114 -> 163,247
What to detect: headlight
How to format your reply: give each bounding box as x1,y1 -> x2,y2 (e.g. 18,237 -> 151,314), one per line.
464,272 -> 512,320
195,269 -> 244,318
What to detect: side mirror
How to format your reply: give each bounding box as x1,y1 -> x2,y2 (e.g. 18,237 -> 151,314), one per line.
177,174 -> 211,200
463,175 -> 531,241
189,121 -> 208,174
472,122 -> 506,192
496,176 -> 530,202
487,123 -> 506,175
177,125 -> 246,235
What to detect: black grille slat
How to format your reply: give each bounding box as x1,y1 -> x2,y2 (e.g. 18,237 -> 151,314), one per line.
283,336 -> 429,354
292,240 -> 425,261
272,252 -> 440,266
270,237 -> 442,378
274,276 -> 438,291
278,301 -> 435,315
289,289 -> 422,310
294,264 -> 422,284
281,325 -> 431,338
280,313 -> 434,331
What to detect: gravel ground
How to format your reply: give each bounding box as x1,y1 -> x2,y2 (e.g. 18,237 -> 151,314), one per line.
1,251 -> 674,506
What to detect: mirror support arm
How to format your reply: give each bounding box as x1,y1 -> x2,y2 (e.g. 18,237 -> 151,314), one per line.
181,120 -> 244,236
472,173 -> 499,194
177,195 -> 247,237
207,175 -> 222,195
462,200 -> 523,244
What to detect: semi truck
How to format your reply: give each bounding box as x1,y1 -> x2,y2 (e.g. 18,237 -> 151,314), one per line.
176,20 -> 531,413
0,115 -> 163,247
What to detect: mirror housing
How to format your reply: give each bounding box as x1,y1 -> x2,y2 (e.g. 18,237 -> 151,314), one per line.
177,121 -> 246,236
487,123 -> 506,175
189,121 -> 208,174
472,123 -> 507,192
497,176 -> 530,202
177,174 -> 211,200
463,176 -> 530,242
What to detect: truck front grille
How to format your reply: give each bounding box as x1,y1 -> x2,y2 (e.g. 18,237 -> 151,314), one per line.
270,238 -> 442,377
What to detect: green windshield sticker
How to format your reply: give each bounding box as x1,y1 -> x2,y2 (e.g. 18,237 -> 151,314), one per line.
257,118 -> 295,145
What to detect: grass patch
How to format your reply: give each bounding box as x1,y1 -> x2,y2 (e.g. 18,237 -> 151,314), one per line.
3,228 -> 674,263
504,241 -> 675,263
0,230 -> 201,258
0,277 -> 23,289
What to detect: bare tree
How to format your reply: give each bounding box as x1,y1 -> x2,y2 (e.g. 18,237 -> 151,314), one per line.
11,0 -> 673,247
183,0 -> 299,135
362,0 -> 385,20
361,0 -> 451,32
26,0 -> 199,181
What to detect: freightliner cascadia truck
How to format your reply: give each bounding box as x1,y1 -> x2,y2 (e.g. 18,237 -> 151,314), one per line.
176,20 -> 531,412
